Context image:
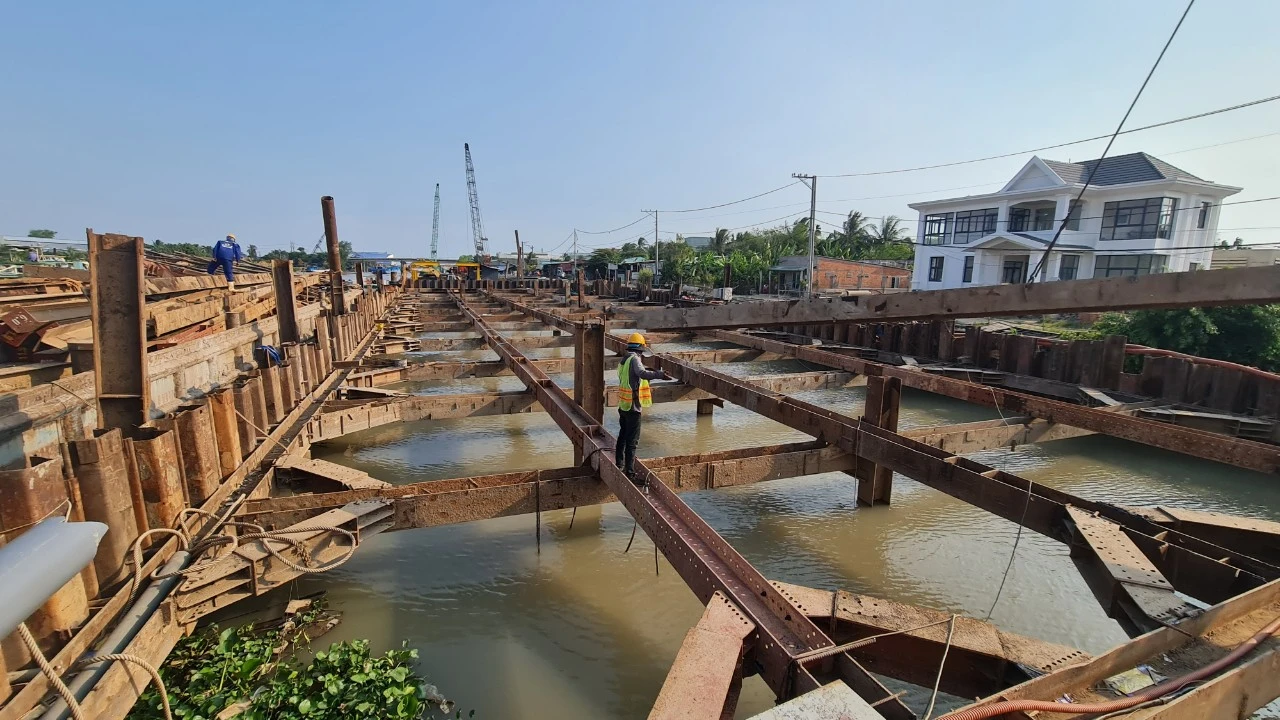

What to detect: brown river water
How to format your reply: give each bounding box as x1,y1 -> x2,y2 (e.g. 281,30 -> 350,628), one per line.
290,336 -> 1280,718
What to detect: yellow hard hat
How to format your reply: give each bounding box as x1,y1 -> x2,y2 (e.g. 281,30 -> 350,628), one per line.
627,332 -> 646,346
226,233 -> 236,240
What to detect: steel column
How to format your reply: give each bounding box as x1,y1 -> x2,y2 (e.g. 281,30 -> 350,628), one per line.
87,230 -> 149,433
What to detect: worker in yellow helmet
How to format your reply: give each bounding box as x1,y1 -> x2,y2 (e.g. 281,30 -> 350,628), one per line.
615,332 -> 673,485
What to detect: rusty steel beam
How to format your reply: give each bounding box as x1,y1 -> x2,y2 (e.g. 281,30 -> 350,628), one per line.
321,196 -> 346,314
239,440 -> 855,529
87,230 -> 150,433
272,259 -> 300,344
711,329 -> 1280,475
948,577 -> 1280,720
611,265 -> 1280,329
649,592 -> 755,720
636,347 -> 1277,607
1066,507 -> 1200,636
175,500 -> 392,622
778,582 -> 1091,700
448,292 -> 910,711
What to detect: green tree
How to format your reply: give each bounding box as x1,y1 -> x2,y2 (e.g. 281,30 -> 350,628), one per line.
247,244 -> 258,259
711,228 -> 731,255
586,248 -> 622,278
1087,306 -> 1280,371
27,229 -> 56,239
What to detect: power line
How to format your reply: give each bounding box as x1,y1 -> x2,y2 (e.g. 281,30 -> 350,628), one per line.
653,181 -> 802,213
816,91 -> 1276,179
576,215 -> 651,235
1032,0 -> 1197,281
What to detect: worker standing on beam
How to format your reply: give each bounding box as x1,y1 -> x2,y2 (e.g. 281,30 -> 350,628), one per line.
207,233 -> 244,291
615,332 -> 672,485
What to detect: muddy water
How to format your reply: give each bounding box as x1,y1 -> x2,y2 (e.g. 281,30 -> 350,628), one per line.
301,341 -> 1280,718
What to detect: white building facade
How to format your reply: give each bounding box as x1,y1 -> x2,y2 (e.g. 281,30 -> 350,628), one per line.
908,153 -> 1241,290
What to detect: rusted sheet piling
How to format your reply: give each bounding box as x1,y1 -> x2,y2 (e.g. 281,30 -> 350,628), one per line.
170,403 -> 222,505
0,456 -> 90,642
69,429 -> 139,586
127,428 -> 187,532
207,387 -> 243,474
233,378 -> 260,453
260,364 -> 286,425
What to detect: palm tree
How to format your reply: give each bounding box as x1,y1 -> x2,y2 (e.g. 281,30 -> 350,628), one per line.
842,211 -> 869,241
866,216 -> 907,246
711,228 -> 731,255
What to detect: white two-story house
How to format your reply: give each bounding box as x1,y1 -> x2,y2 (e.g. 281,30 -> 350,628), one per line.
908,152 -> 1241,289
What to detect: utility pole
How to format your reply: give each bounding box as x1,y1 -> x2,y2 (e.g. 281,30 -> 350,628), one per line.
641,210 -> 659,283
792,174 -> 818,297
515,230 -> 523,279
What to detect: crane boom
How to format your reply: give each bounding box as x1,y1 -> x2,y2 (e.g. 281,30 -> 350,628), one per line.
464,143 -> 488,260
431,183 -> 440,260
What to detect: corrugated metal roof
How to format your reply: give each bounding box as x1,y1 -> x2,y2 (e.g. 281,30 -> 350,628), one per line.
1041,152 -> 1203,186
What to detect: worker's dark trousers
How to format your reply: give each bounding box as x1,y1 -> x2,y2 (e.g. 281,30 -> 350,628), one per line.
616,409 -> 642,474
207,257 -> 234,281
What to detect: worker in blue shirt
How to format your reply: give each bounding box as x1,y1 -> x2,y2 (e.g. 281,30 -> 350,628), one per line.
207,234 -> 244,290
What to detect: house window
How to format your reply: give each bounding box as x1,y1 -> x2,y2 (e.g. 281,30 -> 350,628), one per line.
952,208 -> 998,244
1101,197 -> 1178,240
1002,258 -> 1026,284
1065,201 -> 1082,231
923,213 -> 952,245
1060,254 -> 1079,280
1189,262 -> 1201,271
1094,254 -> 1168,277
1198,201 -> 1212,229
962,256 -> 974,283
1008,208 -> 1030,233
928,256 -> 945,282
1032,207 -> 1055,231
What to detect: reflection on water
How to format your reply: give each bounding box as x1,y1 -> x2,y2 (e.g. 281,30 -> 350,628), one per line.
302,353 -> 1280,718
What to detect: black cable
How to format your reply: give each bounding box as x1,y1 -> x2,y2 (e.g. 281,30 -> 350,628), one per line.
817,89 -> 1274,179
1031,5 -> 1197,282
654,181 -> 801,213
577,215 -> 651,235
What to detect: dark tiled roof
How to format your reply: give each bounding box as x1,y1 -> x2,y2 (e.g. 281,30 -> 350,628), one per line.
1040,152 -> 1203,186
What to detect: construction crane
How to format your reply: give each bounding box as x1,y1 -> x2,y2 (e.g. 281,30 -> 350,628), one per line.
430,183 -> 440,260
464,143 -> 489,262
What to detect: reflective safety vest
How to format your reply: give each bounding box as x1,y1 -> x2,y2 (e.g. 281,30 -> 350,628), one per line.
617,354 -> 652,411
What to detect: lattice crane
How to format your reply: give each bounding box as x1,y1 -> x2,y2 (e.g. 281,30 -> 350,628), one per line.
464,143 -> 489,261
431,183 -> 440,260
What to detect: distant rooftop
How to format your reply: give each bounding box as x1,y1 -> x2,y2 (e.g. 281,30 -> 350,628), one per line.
351,251 -> 395,259
1041,152 -> 1203,186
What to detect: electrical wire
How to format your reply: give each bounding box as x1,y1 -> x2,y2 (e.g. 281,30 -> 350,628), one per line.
577,215 -> 652,235
1031,0 -> 1197,281
816,92 -> 1279,178
653,181 -> 802,213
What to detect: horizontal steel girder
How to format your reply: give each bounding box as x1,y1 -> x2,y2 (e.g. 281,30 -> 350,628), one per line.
447,292 -> 912,712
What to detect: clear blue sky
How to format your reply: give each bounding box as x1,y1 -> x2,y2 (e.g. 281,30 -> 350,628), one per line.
3,0 -> 1278,259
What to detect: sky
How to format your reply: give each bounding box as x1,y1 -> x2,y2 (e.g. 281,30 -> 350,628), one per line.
2,0 -> 1278,260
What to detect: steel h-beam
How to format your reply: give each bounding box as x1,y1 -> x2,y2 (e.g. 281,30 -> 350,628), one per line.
611,264 -> 1280,329
272,259 -> 300,344
87,230 -> 150,434
639,349 -> 1277,610
856,375 -> 900,506
321,195 -> 346,314
712,330 -> 1280,475
449,292 -> 912,714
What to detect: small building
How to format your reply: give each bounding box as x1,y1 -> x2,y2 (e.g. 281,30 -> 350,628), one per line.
350,251 -> 396,260
768,255 -> 911,294
908,152 -> 1240,289
1210,247 -> 1280,269
683,236 -> 713,250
